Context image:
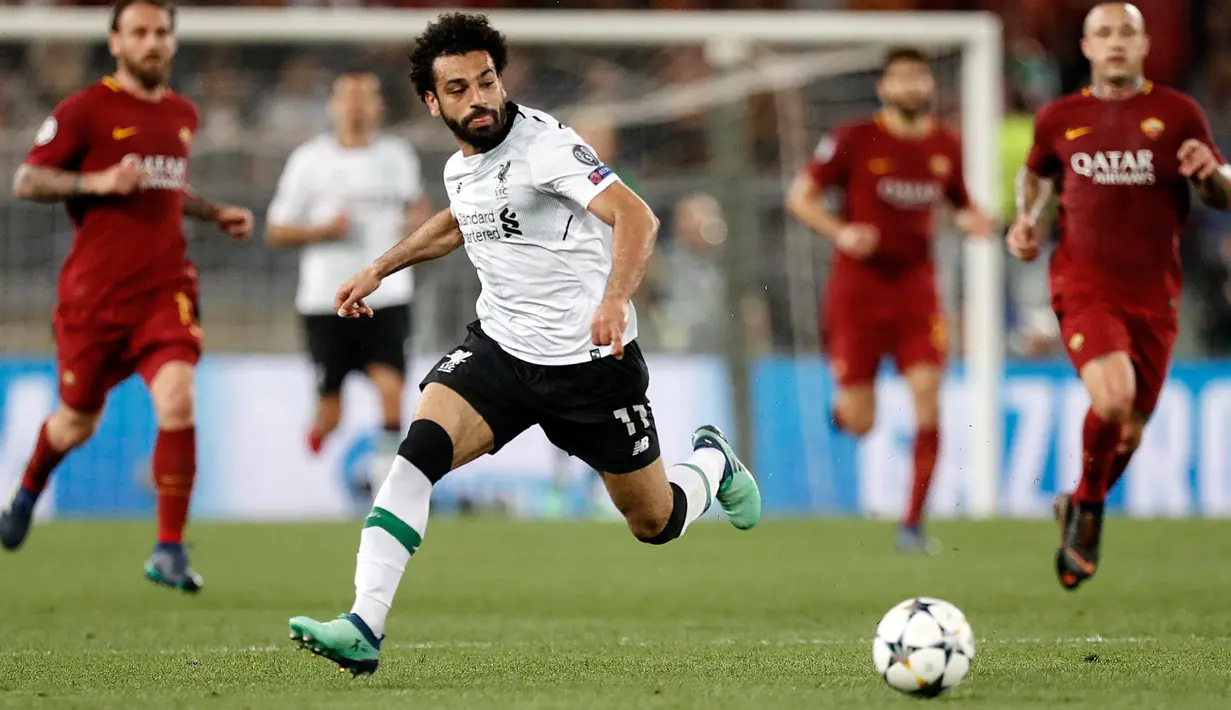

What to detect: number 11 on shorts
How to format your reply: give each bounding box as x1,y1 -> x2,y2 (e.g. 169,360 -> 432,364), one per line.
614,405 -> 651,436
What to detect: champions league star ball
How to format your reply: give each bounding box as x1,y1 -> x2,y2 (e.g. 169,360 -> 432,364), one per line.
872,597 -> 975,697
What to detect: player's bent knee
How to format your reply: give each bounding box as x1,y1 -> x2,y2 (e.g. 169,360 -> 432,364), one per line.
49,406 -> 100,448
153,383 -> 195,429
1082,354 -> 1136,422
1091,392 -> 1135,423
633,482 -> 688,545
397,419 -> 454,484
834,386 -> 876,435
1118,417 -> 1145,453
1087,384 -> 1135,422
913,395 -> 941,431
915,410 -> 940,431
836,404 -> 875,436
628,511 -> 671,542
904,366 -> 942,429
149,361 -> 196,429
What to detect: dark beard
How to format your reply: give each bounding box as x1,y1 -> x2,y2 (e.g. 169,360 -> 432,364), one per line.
890,100 -> 931,122
122,57 -> 169,90
443,103 -> 509,153
1103,73 -> 1140,88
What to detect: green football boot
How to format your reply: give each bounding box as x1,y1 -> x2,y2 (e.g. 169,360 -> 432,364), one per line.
692,425 -> 761,530
288,613 -> 382,677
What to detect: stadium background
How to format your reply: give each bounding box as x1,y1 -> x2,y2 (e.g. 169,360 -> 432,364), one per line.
1,0 -> 1230,522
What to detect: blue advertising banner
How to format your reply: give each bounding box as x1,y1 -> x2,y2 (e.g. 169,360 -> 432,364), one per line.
753,358 -> 1231,518
2,355 -> 1229,520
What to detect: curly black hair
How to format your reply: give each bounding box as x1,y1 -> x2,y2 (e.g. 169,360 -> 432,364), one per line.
410,13 -> 509,101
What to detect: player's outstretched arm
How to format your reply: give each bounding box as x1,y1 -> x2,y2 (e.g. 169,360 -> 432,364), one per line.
589,182 -> 658,305
335,208 -> 461,319
1178,139 -> 1231,210
1195,171 -> 1231,210
785,170 -> 878,259
1007,166 -> 1054,262
183,185 -> 253,241
11,162 -> 139,203
1177,101 -> 1231,210
942,148 -> 994,238
1015,166 -> 1054,225
266,216 -> 349,247
587,182 -> 659,359
11,164 -> 84,202
785,170 -> 844,240
373,207 -> 462,278
182,185 -> 223,221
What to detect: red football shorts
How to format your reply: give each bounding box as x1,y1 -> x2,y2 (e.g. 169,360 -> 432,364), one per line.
824,280 -> 947,388
53,284 -> 203,413
1052,288 -> 1176,416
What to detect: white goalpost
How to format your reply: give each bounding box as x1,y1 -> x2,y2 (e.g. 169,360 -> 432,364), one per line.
0,8 -> 1004,518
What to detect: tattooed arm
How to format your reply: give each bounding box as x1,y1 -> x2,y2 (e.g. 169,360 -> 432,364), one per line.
1195,168 -> 1231,210
183,184 -> 222,222
12,162 -> 138,202
1006,166 -> 1054,262
1014,166 -> 1055,227
183,184 -> 254,240
12,164 -> 85,202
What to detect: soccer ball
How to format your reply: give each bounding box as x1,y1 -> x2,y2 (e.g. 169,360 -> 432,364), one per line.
872,597 -> 975,697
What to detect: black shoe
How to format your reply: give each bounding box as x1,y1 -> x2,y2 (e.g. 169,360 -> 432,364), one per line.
1054,493 -> 1103,591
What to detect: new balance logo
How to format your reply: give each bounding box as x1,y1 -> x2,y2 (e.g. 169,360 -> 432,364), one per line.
633,436 -> 650,457
500,207 -> 522,237
437,349 -> 472,373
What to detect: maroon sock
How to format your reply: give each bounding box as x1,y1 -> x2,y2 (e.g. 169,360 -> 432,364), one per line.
154,427 -> 196,544
1073,410 -> 1120,505
21,422 -> 70,496
1105,449 -> 1135,497
905,428 -> 940,527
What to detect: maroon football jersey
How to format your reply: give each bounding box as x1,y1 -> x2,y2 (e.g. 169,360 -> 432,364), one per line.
25,76 -> 199,317
1026,82 -> 1221,309
807,114 -> 969,291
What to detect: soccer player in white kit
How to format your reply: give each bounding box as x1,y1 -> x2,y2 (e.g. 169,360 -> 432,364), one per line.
265,70 -> 431,495
286,13 -> 763,676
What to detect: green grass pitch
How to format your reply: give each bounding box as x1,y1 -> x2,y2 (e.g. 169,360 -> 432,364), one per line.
1,518 -> 1229,708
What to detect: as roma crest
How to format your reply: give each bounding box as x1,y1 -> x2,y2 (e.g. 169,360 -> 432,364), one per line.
1140,118 -> 1164,140
929,154 -> 951,178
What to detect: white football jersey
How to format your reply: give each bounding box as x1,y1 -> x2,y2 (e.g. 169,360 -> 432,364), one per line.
268,134 -> 423,314
444,104 -> 636,366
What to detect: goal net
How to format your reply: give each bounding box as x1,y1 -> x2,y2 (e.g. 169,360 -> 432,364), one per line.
0,8 -> 1003,520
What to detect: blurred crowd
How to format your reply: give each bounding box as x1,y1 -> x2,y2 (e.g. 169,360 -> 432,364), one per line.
1,0 -> 1231,360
